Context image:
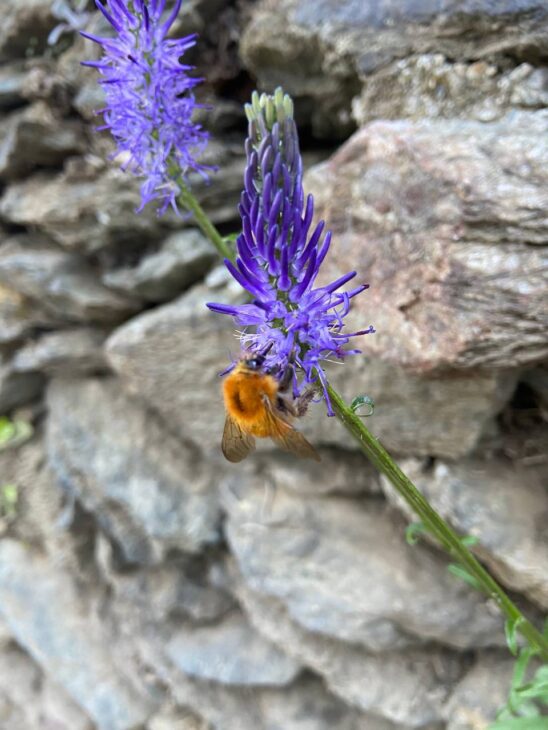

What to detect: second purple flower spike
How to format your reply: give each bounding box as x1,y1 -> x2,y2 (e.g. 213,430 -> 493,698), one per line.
82,0 -> 211,214
208,88 -> 374,415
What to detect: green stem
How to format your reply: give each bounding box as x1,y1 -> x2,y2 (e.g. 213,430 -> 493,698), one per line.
177,184 -> 234,261
327,383 -> 548,662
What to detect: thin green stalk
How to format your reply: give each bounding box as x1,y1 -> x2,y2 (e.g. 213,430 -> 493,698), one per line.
327,384 -> 548,662
177,183 -> 234,261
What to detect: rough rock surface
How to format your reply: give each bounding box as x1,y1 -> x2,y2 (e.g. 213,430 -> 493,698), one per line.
381,458 -> 548,610
0,101 -> 85,179
11,327 -> 107,376
0,140 -> 245,253
0,236 -> 140,324
354,58 -> 548,125
221,478 -> 504,652
0,283 -> 58,345
242,0 -> 548,135
0,642 -> 93,730
165,672 -> 404,730
0,0 -> 57,62
306,112 -> 548,372
167,610 -> 302,686
46,378 -> 221,564
443,653 -> 515,730
0,358 -> 44,412
231,567 -> 465,727
103,229 -> 217,303
0,539 -> 157,729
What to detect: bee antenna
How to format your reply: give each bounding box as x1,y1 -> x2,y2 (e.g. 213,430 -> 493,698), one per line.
255,342 -> 274,365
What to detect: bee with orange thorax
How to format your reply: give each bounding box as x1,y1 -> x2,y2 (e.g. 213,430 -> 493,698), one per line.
222,349 -> 320,463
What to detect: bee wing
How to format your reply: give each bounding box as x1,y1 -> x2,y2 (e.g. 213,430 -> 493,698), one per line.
222,414 -> 256,463
264,398 -> 321,462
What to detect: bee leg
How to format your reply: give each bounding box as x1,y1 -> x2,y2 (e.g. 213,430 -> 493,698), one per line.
278,360 -> 295,394
295,386 -> 317,417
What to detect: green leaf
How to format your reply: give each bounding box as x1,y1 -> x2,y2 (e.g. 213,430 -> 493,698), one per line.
512,648 -> 535,689
0,483 -> 18,519
223,233 -> 240,245
0,418 -> 33,451
505,617 -> 524,656
515,681 -> 548,701
350,395 -> 374,417
405,522 -> 428,546
0,417 -> 15,445
461,534 -> 479,547
489,718 -> 548,729
447,563 -> 482,590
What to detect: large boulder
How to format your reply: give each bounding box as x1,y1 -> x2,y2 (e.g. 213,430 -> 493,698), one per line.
221,477 -> 505,652
46,378 -> 222,564
306,111 -> 548,372
241,0 -> 548,134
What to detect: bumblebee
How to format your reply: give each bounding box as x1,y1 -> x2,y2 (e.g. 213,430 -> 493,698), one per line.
221,350 -> 320,463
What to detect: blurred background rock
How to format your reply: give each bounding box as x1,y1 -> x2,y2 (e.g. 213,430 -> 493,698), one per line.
0,1 -> 547,728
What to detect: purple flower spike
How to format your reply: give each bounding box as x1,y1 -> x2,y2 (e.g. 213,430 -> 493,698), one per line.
82,0 -> 211,214
207,88 -> 374,415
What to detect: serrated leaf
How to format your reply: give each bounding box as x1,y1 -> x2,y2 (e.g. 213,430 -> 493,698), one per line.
405,522 -> 427,546
447,563 -> 482,590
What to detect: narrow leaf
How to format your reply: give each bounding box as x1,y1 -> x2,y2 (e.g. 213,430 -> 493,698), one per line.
405,522 -> 428,546
447,563 -> 482,590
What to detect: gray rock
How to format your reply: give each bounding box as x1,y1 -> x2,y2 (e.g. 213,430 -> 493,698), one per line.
12,327 -> 107,376
0,166 -> 174,254
0,358 -> 44,413
222,479 -> 504,652
106,282 -> 517,459
73,79 -> 105,120
252,447 -> 381,496
167,672 -> 402,730
0,62 -> 26,110
0,0 -> 56,62
443,653 -> 514,730
0,102 -> 85,179
232,568 -> 464,727
103,557 -> 235,625
0,642 -> 93,730
242,0 -> 548,135
46,377 -> 221,563
0,539 -> 156,729
305,358 -> 517,460
0,283 -> 57,345
305,111 -> 548,372
0,236 -> 140,324
103,229 -> 216,303
148,706 -> 210,730
167,611 -> 302,687
354,59 -> 548,126
0,141 -> 244,253
381,458 -> 548,610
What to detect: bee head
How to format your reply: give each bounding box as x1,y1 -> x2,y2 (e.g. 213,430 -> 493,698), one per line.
242,343 -> 273,372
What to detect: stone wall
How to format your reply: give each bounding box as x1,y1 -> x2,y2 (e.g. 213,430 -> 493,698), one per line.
0,1 -> 547,729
